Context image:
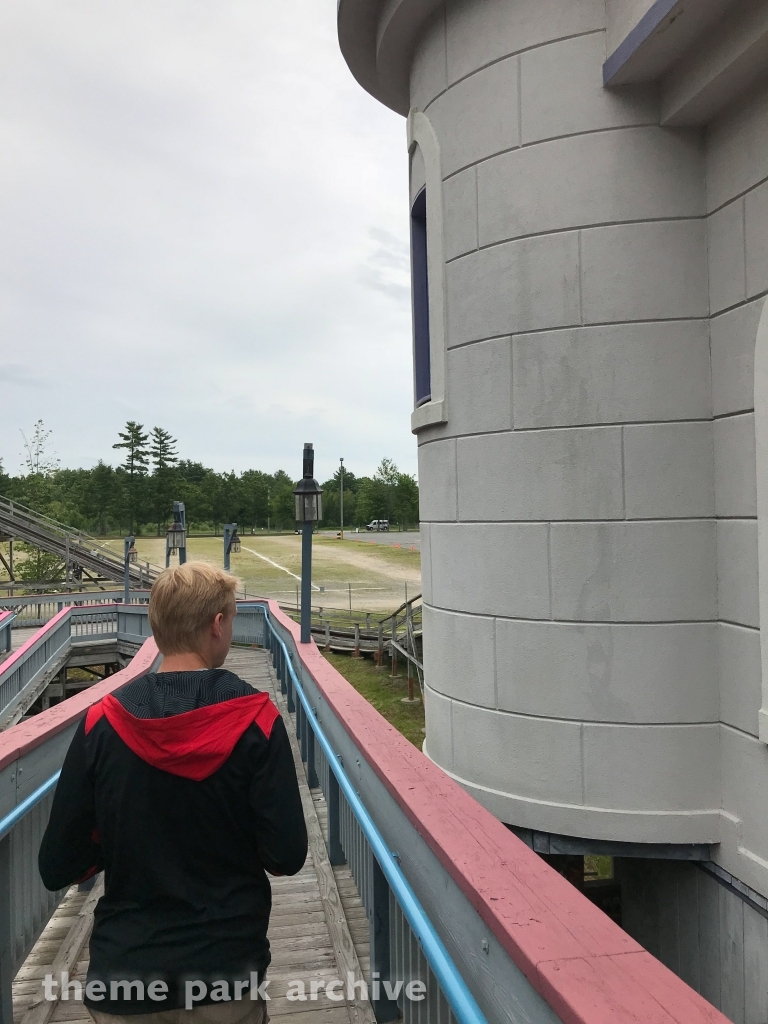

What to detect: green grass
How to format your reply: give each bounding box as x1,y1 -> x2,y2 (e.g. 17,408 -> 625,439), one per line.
322,651 -> 425,749
584,855 -> 614,880
104,535 -> 420,615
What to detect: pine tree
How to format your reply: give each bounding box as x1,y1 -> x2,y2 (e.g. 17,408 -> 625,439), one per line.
113,422 -> 149,533
149,427 -> 179,534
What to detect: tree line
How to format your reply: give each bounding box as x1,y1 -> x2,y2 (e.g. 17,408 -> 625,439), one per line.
0,420 -> 420,536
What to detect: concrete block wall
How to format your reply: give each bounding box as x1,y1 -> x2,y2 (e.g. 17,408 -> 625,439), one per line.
413,0 -> 720,845
705,76 -> 768,900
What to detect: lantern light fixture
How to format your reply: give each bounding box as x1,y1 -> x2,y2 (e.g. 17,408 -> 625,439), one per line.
166,520 -> 186,556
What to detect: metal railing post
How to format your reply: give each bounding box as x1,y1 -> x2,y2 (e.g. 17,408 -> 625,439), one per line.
299,704 -> 308,764
324,621 -> 331,652
326,770 -> 345,866
370,854 -> 399,1022
353,622 -> 360,659
306,715 -> 319,788
286,665 -> 295,713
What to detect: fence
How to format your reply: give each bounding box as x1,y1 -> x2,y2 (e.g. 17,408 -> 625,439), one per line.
0,605 -> 152,729
0,591 -> 150,629
258,599 -> 728,1024
281,595 -> 423,679
0,601 -> 729,1024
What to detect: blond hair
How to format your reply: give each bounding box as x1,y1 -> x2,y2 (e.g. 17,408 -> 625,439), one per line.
149,562 -> 238,655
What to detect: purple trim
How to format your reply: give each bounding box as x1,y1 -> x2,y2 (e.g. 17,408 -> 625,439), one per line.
411,188 -> 431,406
603,0 -> 679,84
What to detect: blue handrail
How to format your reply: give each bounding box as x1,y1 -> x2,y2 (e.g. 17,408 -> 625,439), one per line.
258,603 -> 489,1024
0,769 -> 60,841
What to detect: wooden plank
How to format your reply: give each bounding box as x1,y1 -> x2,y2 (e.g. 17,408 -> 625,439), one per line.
719,882 -> 745,1024
743,901 -> 768,1024
270,911 -> 329,930
270,899 -> 325,916
269,935 -> 336,955
268,950 -> 335,974
677,864 -> 700,994
697,868 -> 722,1010
269,922 -> 330,941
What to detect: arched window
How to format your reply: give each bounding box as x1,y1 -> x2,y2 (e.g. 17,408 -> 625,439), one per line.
407,112 -> 446,432
411,187 -> 431,406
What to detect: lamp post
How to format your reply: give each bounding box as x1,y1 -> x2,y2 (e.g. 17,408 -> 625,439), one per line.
294,443 -> 323,644
223,523 -> 240,572
123,536 -> 137,604
339,457 -> 344,540
165,502 -> 187,567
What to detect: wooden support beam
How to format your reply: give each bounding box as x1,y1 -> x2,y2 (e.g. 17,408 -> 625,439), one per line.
80,568 -> 107,592
0,551 -> 14,583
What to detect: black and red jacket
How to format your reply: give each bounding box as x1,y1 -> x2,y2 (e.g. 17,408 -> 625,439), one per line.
38,669 -> 308,1015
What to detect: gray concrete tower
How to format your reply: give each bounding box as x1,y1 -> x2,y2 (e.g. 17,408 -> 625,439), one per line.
338,3 -> 768,1016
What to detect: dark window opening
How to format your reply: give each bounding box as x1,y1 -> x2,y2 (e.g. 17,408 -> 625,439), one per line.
411,187 -> 431,406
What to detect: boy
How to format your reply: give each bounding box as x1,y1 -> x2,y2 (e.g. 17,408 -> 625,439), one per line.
39,562 -> 307,1024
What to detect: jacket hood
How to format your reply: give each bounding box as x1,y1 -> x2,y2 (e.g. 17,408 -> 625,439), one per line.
86,691 -> 279,781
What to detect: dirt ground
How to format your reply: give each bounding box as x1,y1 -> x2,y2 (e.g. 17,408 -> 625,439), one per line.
104,534 -> 421,615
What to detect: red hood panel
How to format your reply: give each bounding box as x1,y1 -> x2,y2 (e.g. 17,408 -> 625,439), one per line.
87,692 -> 279,780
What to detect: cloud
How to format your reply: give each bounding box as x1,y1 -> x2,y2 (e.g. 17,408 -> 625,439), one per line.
0,364 -> 47,388
0,0 -> 415,482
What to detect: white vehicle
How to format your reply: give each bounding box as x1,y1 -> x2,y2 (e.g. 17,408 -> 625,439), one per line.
366,519 -> 389,532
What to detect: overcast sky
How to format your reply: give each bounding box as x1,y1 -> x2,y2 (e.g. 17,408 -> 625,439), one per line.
0,0 -> 414,483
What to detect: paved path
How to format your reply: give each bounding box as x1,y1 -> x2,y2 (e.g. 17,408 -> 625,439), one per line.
321,531 -> 420,550
13,647 -> 373,1024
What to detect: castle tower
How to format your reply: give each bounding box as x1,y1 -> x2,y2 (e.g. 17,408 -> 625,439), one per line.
338,3 -> 768,1018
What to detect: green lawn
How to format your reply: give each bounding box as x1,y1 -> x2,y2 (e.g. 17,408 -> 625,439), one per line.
322,651 -> 425,748
103,535 -> 420,615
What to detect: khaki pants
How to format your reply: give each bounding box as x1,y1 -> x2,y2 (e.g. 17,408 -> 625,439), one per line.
89,998 -> 268,1024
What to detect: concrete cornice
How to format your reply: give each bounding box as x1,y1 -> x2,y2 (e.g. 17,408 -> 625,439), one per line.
337,0 -> 443,115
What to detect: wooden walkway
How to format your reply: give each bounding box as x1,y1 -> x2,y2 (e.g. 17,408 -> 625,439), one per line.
13,647 -> 374,1024
0,628 -> 37,668
11,629 -> 37,652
